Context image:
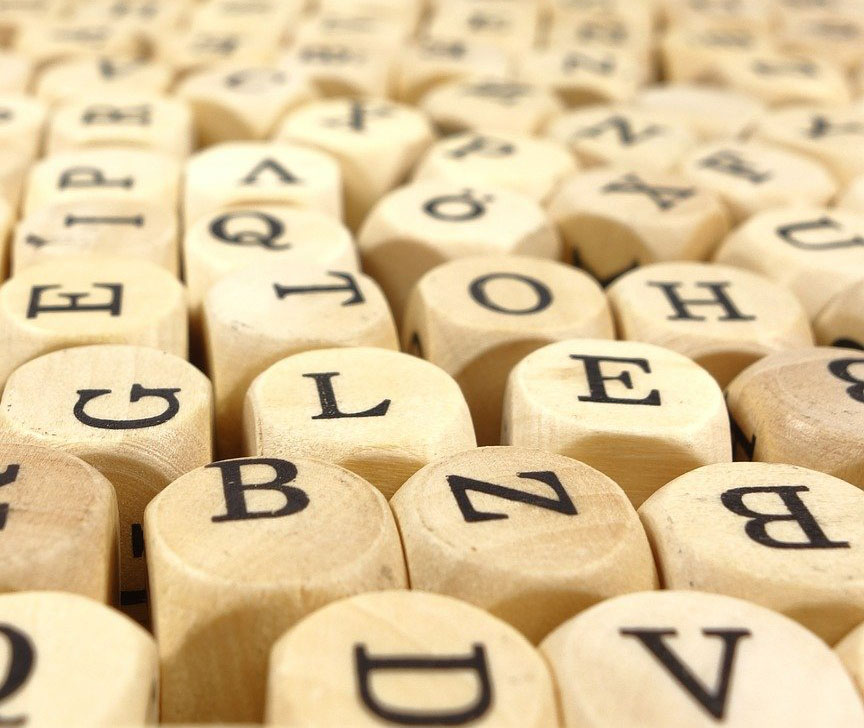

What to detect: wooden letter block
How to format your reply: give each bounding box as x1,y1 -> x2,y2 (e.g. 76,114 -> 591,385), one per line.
754,107 -> 864,186
280,40 -> 394,99
15,22 -> 141,68
0,445 -> 117,603
815,282 -> 864,349
0,592 -> 158,726
0,345 -> 213,619
402,255 -> 613,445
160,30 -> 277,76
681,142 -> 836,223
46,95 -> 194,158
358,180 -> 560,323
244,347 -> 476,499
661,26 -> 771,84
420,77 -> 563,135
184,204 -> 357,322
277,99 -> 435,230
608,262 -> 814,387
714,207 -> 864,318
425,1 -> 539,54
25,148 -> 180,217
184,142 -> 342,228
177,65 -> 314,147
395,37 -> 510,104
545,107 -> 696,172
548,167 -> 729,286
146,456 -> 406,723
504,339 -> 731,506
391,446 -> 658,643
205,261 -> 397,457
641,462 -> 864,644
0,94 -> 46,163
0,258 -> 187,387
12,199 -> 178,275
541,590 -> 864,727
35,57 -> 175,105
726,347 -> 864,489
413,131 -> 577,204
265,590 -> 558,727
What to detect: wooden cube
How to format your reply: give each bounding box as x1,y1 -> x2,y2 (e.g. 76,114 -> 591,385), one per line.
177,65 -> 314,147
542,590 -> 864,727
280,40 -> 395,98
358,180 -> 560,323
0,444 -> 117,602
15,22 -> 141,67
664,0 -> 772,30
184,204 -> 357,322
25,148 -> 180,217
608,261 -> 814,387
754,106 -> 864,186
160,29 -> 278,75
726,347 -> 864,488
277,99 -> 435,230
815,282 -> 864,349
714,207 -> 864,317
0,345 -> 213,618
546,106 -> 696,172
391,446 -> 658,643
520,47 -> 642,106
0,94 -> 46,163
642,461 -> 864,644
191,0 -> 302,38
35,57 -> 175,105
46,95 -> 193,158
546,12 -> 653,70
245,347 -> 476,499
0,591 -> 158,726
184,142 -> 342,228
205,261 -> 397,457
420,77 -> 563,135
548,167 -> 729,285
395,37 -> 510,104
413,130 -> 577,204
266,590 -> 558,727
402,255 -> 613,445
146,456 -> 406,723
0,257 -> 187,387
713,51 -> 850,107
504,338 -> 731,506
680,142 -> 836,223
12,198 -> 179,275
425,1 -> 539,54
661,26 -> 772,84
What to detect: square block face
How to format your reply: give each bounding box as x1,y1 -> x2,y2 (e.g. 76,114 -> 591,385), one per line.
0,345 -> 213,618
402,255 -> 613,445
426,2 -> 539,53
661,27 -> 771,83
541,591 -> 864,728
278,98 -> 435,230
413,131 -> 577,204
607,261 -> 813,387
35,58 -> 175,105
280,40 -> 395,99
0,445 -> 117,603
545,107 -> 696,172
548,167 -> 730,285
183,142 -> 343,229
714,207 -> 864,318
267,590 -> 559,728
395,38 -> 509,104
205,262 -> 397,458
177,66 -> 314,146
46,95 -> 194,158
161,29 -> 279,75
504,338 -> 731,506
183,204 -> 358,317
24,148 -> 181,217
16,22 -> 141,66
420,77 -> 563,136
0,258 -> 187,388
681,142 -> 837,223
391,446 -> 658,643
146,457 -> 407,723
358,180 -> 560,322
726,347 -> 864,489
244,347 -> 476,499
12,199 -> 179,276
641,462 -> 864,644
0,592 -> 157,727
